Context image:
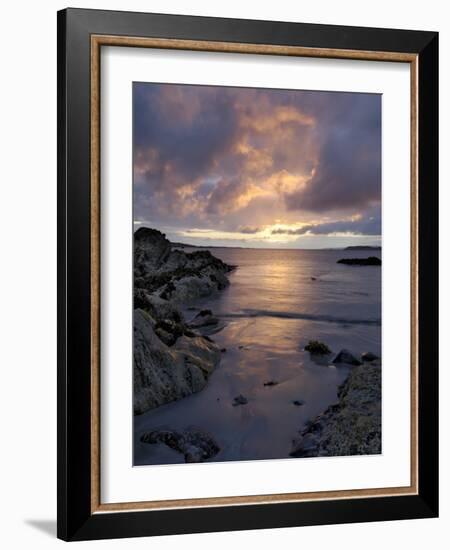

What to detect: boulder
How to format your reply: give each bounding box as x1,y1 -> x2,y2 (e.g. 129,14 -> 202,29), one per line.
332,349 -> 362,366
305,340 -> 331,355
189,309 -> 220,329
133,310 -> 220,415
232,394 -> 248,406
361,351 -> 379,362
133,290 -> 184,324
140,428 -> 220,463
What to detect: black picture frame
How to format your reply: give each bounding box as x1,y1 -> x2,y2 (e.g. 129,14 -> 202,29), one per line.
57,7 -> 438,541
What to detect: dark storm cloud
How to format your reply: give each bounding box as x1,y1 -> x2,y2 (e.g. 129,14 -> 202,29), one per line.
284,94 -> 381,212
133,83 -> 381,240
134,84 -> 238,184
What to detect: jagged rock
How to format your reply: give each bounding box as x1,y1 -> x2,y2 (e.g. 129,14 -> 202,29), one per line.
305,340 -> 331,355
154,319 -> 186,346
133,310 -> 220,415
133,228 -> 234,415
291,363 -> 381,458
189,310 -> 219,328
154,326 -> 176,347
337,257 -> 381,266
133,290 -> 184,324
134,227 -> 233,303
140,428 -> 220,463
332,349 -> 362,366
232,394 -> 248,406
134,227 -> 172,272
361,351 -> 379,362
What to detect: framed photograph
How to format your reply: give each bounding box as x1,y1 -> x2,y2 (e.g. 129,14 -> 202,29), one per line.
57,8 -> 438,541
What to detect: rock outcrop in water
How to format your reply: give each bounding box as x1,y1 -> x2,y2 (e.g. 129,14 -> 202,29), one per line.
134,228 -> 233,415
332,348 -> 362,366
304,340 -> 332,355
290,362 -> 381,457
337,256 -> 381,266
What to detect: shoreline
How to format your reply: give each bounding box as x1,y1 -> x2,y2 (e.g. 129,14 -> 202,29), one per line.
134,229 -> 382,463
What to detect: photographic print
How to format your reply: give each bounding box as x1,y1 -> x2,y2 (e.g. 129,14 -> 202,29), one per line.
58,11 -> 438,539
133,82 -> 382,466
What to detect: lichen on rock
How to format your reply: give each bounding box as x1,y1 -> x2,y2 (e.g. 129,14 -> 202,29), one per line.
134,309 -> 221,414
290,362 -> 381,458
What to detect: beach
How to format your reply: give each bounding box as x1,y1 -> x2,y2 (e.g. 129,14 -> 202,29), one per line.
134,241 -> 381,465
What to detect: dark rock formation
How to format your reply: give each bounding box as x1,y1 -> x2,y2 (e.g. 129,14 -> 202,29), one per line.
304,340 -> 332,355
134,227 -> 234,304
232,394 -> 248,406
134,310 -> 221,415
337,256 -> 381,266
292,400 -> 305,406
133,289 -> 183,324
361,351 -> 379,362
345,245 -> 381,251
188,309 -> 224,335
263,380 -> 279,387
332,349 -> 362,366
133,228 -> 234,415
291,363 -> 381,458
140,428 -> 220,463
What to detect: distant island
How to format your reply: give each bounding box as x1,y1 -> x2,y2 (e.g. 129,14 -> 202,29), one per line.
337,256 -> 381,266
170,241 -> 237,250
344,245 -> 381,251
171,241 -> 382,251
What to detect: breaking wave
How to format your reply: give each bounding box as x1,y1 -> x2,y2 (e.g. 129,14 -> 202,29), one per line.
220,308 -> 381,326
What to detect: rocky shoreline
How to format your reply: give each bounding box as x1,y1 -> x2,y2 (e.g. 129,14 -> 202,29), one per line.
290,355 -> 381,458
133,228 -> 234,415
133,231 -> 382,463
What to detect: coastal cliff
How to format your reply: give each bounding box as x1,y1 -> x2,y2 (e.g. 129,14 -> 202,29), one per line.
133,228 -> 233,415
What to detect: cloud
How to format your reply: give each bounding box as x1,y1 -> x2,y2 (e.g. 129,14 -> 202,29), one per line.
271,210 -> 381,236
238,225 -> 262,234
133,83 -> 381,241
284,94 -> 381,212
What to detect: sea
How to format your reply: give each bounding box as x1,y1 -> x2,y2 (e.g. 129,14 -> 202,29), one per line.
134,247 -> 381,465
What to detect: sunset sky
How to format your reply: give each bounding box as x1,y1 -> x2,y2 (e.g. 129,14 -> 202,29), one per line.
133,83 -> 381,249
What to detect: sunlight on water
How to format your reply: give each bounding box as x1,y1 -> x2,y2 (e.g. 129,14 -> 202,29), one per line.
134,247 -> 381,465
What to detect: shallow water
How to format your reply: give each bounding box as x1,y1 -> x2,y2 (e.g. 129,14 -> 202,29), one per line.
134,247 -> 381,465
